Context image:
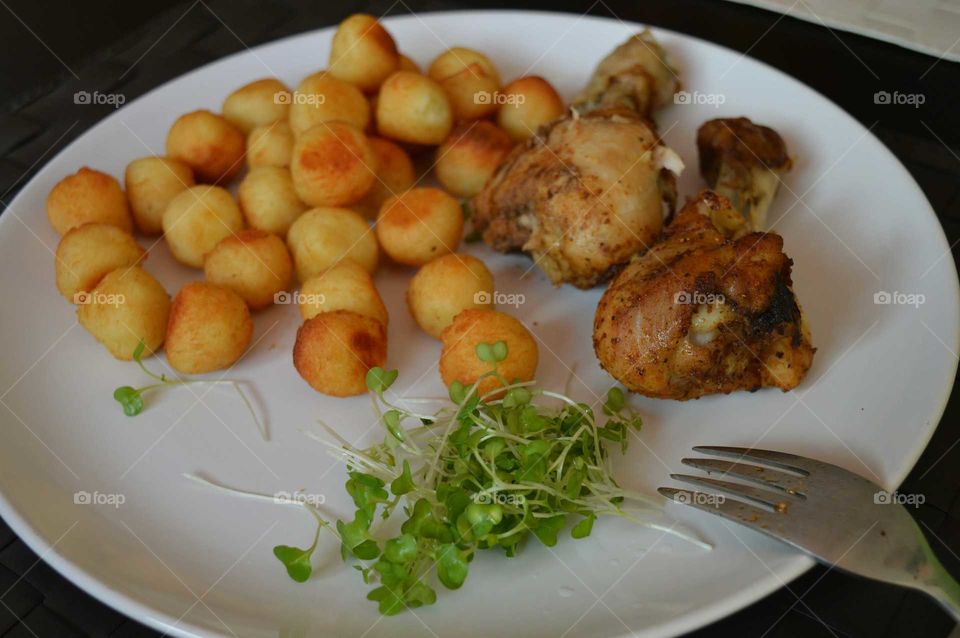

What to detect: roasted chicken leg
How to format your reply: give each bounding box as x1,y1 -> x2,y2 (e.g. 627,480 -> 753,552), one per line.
593,190 -> 814,400
472,31 -> 682,289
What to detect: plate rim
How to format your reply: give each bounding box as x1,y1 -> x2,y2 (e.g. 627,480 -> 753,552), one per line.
0,9 -> 955,637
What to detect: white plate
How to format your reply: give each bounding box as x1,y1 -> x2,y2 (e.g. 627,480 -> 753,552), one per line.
0,10 -> 956,638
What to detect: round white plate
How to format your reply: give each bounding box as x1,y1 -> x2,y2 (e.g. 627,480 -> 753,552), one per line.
0,10 -> 956,638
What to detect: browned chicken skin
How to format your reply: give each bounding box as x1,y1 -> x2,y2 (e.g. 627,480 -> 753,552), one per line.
472,31 -> 682,289
593,191 -> 814,400
472,108 -> 681,289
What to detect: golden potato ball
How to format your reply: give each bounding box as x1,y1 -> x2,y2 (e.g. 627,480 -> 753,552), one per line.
328,14 -> 399,92
428,48 -> 501,121
237,166 -> 307,238
56,223 -> 145,302
293,310 -> 387,397
290,122 -> 377,207
246,121 -> 295,169
125,156 -> 195,235
376,187 -> 463,266
497,76 -> 566,141
166,110 -> 245,183
46,167 -> 133,235
435,121 -> 514,197
376,71 -> 453,145
77,266 -> 170,360
439,308 -> 538,398
398,54 -> 420,73
222,78 -> 291,134
204,229 -> 293,310
407,253 -> 495,339
355,137 -> 415,218
165,282 -> 253,374
288,72 -> 370,135
299,261 -> 388,326
162,185 -> 245,269
287,207 -> 378,281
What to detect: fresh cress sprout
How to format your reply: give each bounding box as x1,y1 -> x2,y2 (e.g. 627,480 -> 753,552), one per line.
114,339 -> 266,439
265,340 -> 707,616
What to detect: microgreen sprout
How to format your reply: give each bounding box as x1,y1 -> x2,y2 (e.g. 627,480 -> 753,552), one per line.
276,341 -> 707,615
114,340 -> 266,439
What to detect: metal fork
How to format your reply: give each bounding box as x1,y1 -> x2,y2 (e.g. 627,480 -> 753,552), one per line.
658,446 -> 960,620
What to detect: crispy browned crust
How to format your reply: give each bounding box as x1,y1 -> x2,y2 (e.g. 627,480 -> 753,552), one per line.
593,190 -> 814,400
697,117 -> 791,181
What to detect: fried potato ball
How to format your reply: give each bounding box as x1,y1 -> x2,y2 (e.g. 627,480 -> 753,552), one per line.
237,166 -> 307,238
497,76 -> 566,141
222,78 -> 291,134
428,48 -> 501,121
328,14 -> 399,92
56,223 -> 145,302
165,282 -> 253,374
355,137 -> 415,218
299,261 -> 388,326
376,71 -> 453,145
435,121 -> 514,197
204,229 -> 293,310
376,187 -> 463,266
289,72 -> 370,135
407,253 -> 495,338
166,110 -> 245,183
46,167 -> 133,235
293,310 -> 387,396
290,122 -> 377,207
77,266 -> 170,360
287,207 -> 378,281
398,54 -> 420,73
125,156 -> 195,235
246,121 -> 295,169
439,308 -> 538,398
162,185 -> 245,268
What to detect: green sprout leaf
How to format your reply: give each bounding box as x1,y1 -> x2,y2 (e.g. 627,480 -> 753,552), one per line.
366,367 -> 399,394
390,460 -> 415,496
475,342 -> 495,363
383,410 -> 405,442
436,543 -> 469,590
272,544 -> 314,583
571,514 -> 596,539
491,340 -> 508,362
383,534 -> 418,563
113,386 -> 144,416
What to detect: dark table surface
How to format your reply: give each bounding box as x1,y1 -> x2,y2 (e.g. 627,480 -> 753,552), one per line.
0,1 -> 958,636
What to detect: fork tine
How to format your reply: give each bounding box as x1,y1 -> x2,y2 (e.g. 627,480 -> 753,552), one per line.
658,487 -> 780,532
681,458 -> 807,497
692,446 -> 812,476
669,474 -> 792,511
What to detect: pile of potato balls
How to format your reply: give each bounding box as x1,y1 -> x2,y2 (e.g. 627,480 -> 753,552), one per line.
49,13 -> 557,398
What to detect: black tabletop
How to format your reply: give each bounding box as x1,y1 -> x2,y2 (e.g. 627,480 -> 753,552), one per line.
0,1 -> 958,636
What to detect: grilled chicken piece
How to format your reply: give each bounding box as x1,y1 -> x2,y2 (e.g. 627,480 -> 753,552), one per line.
471,108 -> 682,289
573,30 -> 680,117
697,117 -> 792,232
593,190 -> 814,400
